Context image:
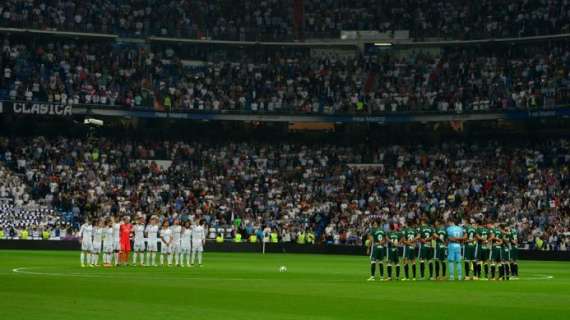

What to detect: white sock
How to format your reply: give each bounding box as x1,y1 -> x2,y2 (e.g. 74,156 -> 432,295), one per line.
174,253 -> 179,265
198,252 -> 202,265
191,251 -> 196,265
140,252 -> 146,265
167,254 -> 172,265
115,252 -> 119,265
94,253 -> 99,265
133,252 -> 137,264
151,252 -> 156,265
81,252 -> 85,265
160,254 -> 164,265
186,254 -> 190,266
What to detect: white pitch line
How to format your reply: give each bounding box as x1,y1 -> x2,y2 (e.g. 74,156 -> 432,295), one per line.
11,267 -> 311,282
11,267 -> 554,283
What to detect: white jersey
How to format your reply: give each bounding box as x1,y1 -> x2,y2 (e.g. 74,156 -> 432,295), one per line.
92,227 -> 103,252
79,224 -> 93,243
181,227 -> 192,249
171,225 -> 182,244
191,225 -> 205,243
113,223 -> 121,242
103,227 -> 114,252
92,227 -> 103,244
146,224 -> 159,242
160,228 -> 172,245
133,224 -> 145,243
79,224 -> 93,251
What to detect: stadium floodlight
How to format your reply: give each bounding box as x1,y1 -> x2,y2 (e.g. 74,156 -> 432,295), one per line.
373,42 -> 393,47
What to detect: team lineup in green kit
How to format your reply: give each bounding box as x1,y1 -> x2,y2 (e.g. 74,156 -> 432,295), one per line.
367,219 -> 519,281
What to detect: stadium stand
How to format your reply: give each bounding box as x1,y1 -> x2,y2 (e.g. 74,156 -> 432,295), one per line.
1,37 -> 569,113
0,136 -> 569,250
1,0 -> 569,40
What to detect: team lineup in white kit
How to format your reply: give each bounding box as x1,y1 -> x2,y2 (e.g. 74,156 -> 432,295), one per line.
77,215 -> 207,267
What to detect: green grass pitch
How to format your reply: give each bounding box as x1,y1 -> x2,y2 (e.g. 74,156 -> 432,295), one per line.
1,250 -> 569,320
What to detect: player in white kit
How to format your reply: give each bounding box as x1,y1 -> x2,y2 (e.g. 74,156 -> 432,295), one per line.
79,218 -> 93,267
160,220 -> 173,266
170,219 -> 182,266
102,219 -> 115,266
132,216 -> 146,266
191,219 -> 206,267
91,219 -> 104,266
145,216 -> 159,266
112,216 -> 121,266
180,221 -> 192,267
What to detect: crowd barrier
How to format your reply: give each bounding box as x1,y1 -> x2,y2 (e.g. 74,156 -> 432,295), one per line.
1,240 -> 569,261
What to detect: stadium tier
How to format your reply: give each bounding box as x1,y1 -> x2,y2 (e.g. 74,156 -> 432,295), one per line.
1,0 -> 569,40
0,136 -> 569,251
1,37 -> 569,114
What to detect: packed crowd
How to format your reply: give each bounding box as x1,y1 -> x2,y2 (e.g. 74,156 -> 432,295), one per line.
0,136 -> 569,250
1,37 -> 570,114
1,0 -> 569,41
303,0 -> 570,40
0,204 -> 67,240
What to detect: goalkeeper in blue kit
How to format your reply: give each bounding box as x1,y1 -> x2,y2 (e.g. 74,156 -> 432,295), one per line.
446,219 -> 464,281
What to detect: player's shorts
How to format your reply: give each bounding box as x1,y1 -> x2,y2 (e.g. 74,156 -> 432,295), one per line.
161,242 -> 172,254
81,240 -> 93,252
147,240 -> 158,252
103,242 -> 114,254
464,244 -> 477,260
403,246 -> 417,260
510,247 -> 518,261
490,246 -> 502,262
181,243 -> 191,254
114,240 -> 120,251
192,242 -> 204,253
171,242 -> 181,254
418,245 -> 433,261
370,246 -> 387,262
387,248 -> 399,264
434,245 -> 447,260
92,242 -> 102,253
447,243 -> 461,262
133,241 -> 145,252
501,247 -> 512,261
120,238 -> 131,252
479,247 -> 490,261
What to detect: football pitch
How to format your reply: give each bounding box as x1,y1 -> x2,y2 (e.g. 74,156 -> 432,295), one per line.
1,250 -> 569,320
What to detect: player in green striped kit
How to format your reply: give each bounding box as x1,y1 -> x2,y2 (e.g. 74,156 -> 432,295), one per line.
418,220 -> 435,280
367,220 -> 386,281
401,223 -> 419,281
477,224 -> 491,279
510,227 -> 519,279
387,226 -> 401,281
463,222 -> 478,280
433,221 -> 447,280
500,225 -> 512,280
489,225 -> 504,280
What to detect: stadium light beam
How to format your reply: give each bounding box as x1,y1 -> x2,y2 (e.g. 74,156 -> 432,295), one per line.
373,42 -> 393,47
